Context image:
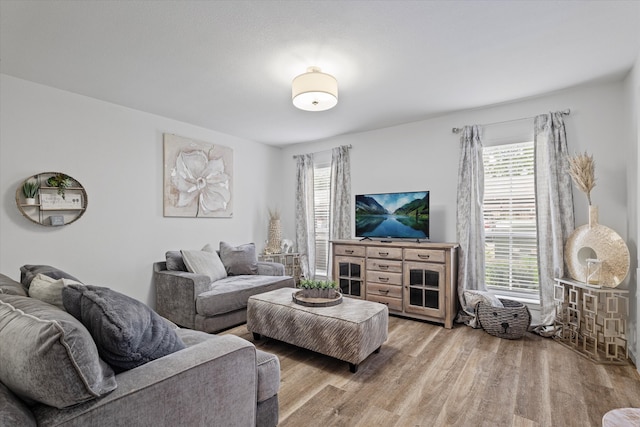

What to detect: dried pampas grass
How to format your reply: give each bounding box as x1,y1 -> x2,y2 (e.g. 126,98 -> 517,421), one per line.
568,152 -> 596,205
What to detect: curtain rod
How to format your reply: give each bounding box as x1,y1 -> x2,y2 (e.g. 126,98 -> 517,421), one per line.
292,144 -> 352,159
451,109 -> 571,134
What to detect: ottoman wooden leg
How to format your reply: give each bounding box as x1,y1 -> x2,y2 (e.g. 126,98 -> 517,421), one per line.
349,363 -> 358,373
253,332 -> 262,340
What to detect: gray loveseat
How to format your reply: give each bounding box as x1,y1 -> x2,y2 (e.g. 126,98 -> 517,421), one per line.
153,243 -> 295,333
0,270 -> 280,427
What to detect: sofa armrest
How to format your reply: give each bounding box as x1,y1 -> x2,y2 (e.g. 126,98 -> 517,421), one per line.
32,335 -> 258,427
257,262 -> 285,276
153,262 -> 211,329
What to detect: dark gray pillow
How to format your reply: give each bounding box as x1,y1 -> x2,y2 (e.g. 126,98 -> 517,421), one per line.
0,294 -> 116,409
20,265 -> 81,289
165,251 -> 187,271
62,285 -> 186,372
219,242 -> 259,275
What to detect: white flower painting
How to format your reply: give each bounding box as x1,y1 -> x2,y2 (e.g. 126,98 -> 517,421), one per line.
164,134 -> 233,217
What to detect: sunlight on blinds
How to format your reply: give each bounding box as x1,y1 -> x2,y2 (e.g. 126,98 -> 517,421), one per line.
313,161 -> 331,277
483,141 -> 539,294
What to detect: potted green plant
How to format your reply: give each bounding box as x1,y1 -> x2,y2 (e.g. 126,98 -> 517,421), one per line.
299,279 -> 339,299
22,177 -> 39,205
46,173 -> 73,200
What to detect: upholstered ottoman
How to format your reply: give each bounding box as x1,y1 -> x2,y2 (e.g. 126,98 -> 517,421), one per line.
247,287 -> 388,373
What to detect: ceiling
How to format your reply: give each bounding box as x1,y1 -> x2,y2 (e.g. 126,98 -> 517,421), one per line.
1,1 -> 639,146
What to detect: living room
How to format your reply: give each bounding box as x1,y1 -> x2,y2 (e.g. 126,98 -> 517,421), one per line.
1,1 -> 639,426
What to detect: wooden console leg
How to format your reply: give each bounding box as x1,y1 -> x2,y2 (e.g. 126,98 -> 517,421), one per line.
374,346 -> 381,354
252,332 -> 261,340
349,363 -> 358,373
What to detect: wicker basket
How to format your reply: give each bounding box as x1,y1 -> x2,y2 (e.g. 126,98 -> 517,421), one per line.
476,298 -> 531,339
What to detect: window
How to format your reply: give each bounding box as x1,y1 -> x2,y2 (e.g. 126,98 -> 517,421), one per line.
313,158 -> 331,278
483,141 -> 539,297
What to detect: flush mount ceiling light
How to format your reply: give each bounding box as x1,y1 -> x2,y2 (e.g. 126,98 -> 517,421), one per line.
292,66 -> 338,112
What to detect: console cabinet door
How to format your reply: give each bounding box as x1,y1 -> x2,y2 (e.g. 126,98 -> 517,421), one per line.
334,256 -> 365,299
403,261 -> 445,318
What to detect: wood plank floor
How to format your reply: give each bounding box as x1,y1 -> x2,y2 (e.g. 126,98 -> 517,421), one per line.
222,316 -> 640,427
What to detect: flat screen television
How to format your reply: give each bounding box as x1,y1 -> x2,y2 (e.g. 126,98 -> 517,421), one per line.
355,191 -> 429,240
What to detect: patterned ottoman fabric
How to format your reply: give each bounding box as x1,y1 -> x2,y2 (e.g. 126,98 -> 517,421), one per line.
247,288 -> 388,372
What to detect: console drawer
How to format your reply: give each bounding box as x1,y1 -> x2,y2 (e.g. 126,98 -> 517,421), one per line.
367,283 -> 402,299
366,259 -> 403,273
404,248 -> 445,263
368,294 -> 402,311
367,270 -> 402,286
334,245 -> 366,257
366,246 -> 402,260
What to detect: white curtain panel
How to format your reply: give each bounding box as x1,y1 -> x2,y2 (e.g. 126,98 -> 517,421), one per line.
455,125 -> 487,325
294,154 -> 316,280
328,145 -> 352,278
533,112 -> 575,332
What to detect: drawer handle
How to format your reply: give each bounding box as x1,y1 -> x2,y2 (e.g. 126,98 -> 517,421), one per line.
379,264 -> 389,270
418,254 -> 430,259
379,289 -> 389,295
378,277 -> 389,282
378,252 -> 389,257
345,250 -> 354,254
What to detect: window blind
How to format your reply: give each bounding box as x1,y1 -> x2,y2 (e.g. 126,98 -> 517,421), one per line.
313,161 -> 331,278
483,141 -> 539,294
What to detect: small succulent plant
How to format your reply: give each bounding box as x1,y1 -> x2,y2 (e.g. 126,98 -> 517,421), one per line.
47,173 -> 73,199
22,177 -> 39,199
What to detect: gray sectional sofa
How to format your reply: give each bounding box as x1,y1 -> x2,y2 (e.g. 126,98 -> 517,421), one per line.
0,269 -> 281,427
154,243 -> 295,333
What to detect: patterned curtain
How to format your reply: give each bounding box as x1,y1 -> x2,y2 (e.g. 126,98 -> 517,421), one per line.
533,112 -> 575,332
455,125 -> 487,326
328,145 -> 352,278
294,154 -> 316,280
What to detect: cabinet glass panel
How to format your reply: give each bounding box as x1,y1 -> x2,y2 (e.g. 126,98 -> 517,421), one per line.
337,260 -> 363,297
407,267 -> 441,310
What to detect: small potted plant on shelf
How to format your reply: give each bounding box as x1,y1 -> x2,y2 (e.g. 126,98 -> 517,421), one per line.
46,173 -> 73,200
299,279 -> 340,299
22,177 -> 39,205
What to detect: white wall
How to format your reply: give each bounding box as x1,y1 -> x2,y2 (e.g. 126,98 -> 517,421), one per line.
0,75 -> 283,305
279,79 -> 635,355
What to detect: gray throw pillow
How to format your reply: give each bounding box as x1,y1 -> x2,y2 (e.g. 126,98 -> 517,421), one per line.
0,294 -> 116,409
219,241 -> 259,275
181,248 -> 227,282
62,285 -> 186,372
28,273 -> 82,310
0,274 -> 28,296
20,264 -> 81,289
165,251 -> 187,271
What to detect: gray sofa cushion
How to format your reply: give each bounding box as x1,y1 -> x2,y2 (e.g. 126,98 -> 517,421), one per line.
182,249 -> 227,282
0,274 -> 27,296
20,264 -> 81,289
196,275 -> 293,317
165,250 -> 187,271
0,294 -> 116,408
219,242 -> 259,275
63,284 -> 186,372
255,350 -> 280,403
0,382 -> 36,427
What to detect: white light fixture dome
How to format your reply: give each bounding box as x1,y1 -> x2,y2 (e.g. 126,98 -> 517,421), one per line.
292,66 -> 338,111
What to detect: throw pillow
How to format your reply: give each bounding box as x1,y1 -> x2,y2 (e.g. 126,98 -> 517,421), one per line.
0,274 -> 28,296
0,294 -> 116,409
219,241 -> 259,275
181,248 -> 227,282
62,284 -> 186,372
165,251 -> 187,271
19,264 -> 81,289
28,273 -> 83,310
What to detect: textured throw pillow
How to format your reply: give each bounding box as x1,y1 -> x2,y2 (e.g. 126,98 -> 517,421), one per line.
0,274 -> 28,296
19,264 -> 81,289
62,285 -> 186,372
181,248 -> 227,282
0,294 -> 116,408
219,241 -> 259,275
28,273 -> 83,310
165,250 -> 187,271
464,290 -> 504,311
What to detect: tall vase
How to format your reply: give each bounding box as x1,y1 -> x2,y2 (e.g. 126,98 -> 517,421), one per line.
588,205 -> 598,228
266,219 -> 282,254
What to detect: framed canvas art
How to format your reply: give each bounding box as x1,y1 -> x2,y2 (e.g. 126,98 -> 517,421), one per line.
163,133 -> 233,217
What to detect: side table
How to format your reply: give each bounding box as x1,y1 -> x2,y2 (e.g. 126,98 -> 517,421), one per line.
553,277 -> 628,364
259,252 -> 301,285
